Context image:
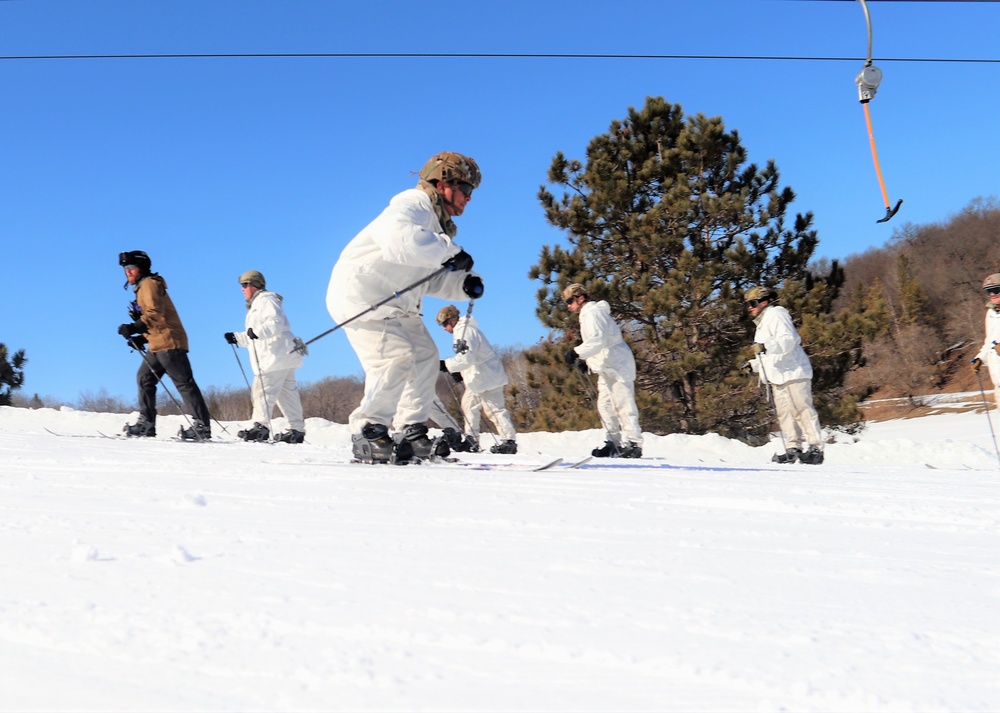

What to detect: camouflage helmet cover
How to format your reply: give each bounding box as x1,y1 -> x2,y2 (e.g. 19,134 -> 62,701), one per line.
562,283 -> 587,301
419,152 -> 482,189
436,304 -> 460,326
983,274 -> 1000,290
238,270 -> 266,289
745,285 -> 775,303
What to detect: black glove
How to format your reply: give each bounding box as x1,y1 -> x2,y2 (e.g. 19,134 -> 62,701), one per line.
224,332 -> 238,345
452,372 -> 463,383
127,335 -> 147,351
443,250 -> 474,272
740,361 -> 754,374
462,274 -> 484,299
439,359 -> 448,373
564,349 -> 578,365
247,327 -> 258,340
118,319 -> 146,338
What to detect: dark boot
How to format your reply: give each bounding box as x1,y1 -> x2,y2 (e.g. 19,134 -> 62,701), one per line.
178,420 -> 211,441
123,418 -> 156,438
275,429 -> 305,444
352,423 -> 394,463
401,423 -> 449,460
618,442 -> 642,459
489,439 -> 517,454
463,435 -> 481,453
442,427 -> 467,451
238,422 -> 270,442
592,440 -> 620,458
798,446 -> 824,465
772,447 -> 802,464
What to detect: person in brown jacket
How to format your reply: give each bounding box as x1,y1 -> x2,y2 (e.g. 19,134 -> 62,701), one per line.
117,250 -> 212,440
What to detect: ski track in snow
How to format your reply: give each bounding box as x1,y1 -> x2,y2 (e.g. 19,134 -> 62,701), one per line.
1,406 -> 999,711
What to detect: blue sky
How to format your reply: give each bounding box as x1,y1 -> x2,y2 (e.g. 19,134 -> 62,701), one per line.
2,0 -> 998,405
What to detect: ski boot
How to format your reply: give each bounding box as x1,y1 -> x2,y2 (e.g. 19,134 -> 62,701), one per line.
237,422 -> 270,442
463,435 -> 481,453
123,419 -> 156,438
798,446 -> 824,465
489,439 -> 517,455
618,442 -> 643,459
772,447 -> 802,464
352,423 -> 394,464
178,420 -> 211,441
442,427 -> 467,452
274,429 -> 305,444
592,440 -> 620,458
400,423 -> 450,461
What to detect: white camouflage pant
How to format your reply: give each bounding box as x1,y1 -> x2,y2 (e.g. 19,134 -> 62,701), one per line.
771,378 -> 823,451
252,367 -> 304,432
596,368 -> 643,446
344,315 -> 438,433
461,385 -> 516,441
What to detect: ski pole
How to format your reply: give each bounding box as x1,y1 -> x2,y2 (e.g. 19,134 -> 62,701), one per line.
453,299 -> 475,355
972,362 -> 1000,469
230,343 -> 253,404
754,354 -> 788,454
294,266 -> 450,353
249,330 -> 274,435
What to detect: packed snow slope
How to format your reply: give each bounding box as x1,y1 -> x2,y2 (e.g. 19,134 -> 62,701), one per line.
1,404 -> 998,712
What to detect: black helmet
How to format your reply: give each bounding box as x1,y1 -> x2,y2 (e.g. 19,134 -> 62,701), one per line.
119,250 -> 151,272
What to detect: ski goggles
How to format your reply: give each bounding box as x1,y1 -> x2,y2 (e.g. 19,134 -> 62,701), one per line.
985,286 -> 1000,295
455,181 -> 474,198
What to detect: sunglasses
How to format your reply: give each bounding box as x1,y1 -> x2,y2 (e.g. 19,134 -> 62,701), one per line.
986,286 -> 1000,296
455,181 -> 474,198
746,299 -> 765,308
565,296 -> 579,306
240,282 -> 253,288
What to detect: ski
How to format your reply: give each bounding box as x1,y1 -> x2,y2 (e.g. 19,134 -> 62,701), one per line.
45,428 -> 119,439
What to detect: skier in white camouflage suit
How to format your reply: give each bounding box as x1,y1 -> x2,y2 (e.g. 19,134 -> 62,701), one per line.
224,270 -> 306,444
745,285 -> 824,465
563,283 -> 643,459
972,273 -> 1000,407
326,151 -> 485,464
437,304 -> 517,454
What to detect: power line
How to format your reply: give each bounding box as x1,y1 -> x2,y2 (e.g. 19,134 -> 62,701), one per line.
0,51 -> 997,63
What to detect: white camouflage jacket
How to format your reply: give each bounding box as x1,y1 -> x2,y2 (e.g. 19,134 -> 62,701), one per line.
326,189 -> 480,324
443,315 -> 508,393
234,290 -> 304,375
749,304 -> 813,385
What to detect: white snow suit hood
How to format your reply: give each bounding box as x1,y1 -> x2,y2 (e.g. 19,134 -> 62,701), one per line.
575,300 -> 636,380
749,304 -> 813,385
443,315 -> 508,393
326,188 -> 480,324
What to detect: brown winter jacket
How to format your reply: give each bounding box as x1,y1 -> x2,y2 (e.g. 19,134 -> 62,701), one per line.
134,274 -> 189,352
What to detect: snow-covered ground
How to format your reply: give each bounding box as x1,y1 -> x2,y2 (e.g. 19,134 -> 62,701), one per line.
1,404 -> 998,712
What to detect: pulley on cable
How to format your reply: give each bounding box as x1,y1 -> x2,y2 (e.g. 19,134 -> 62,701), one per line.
855,0 -> 902,224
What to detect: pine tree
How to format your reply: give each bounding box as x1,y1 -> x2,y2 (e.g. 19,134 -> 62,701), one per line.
529,96 -> 857,440
0,343 -> 27,407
